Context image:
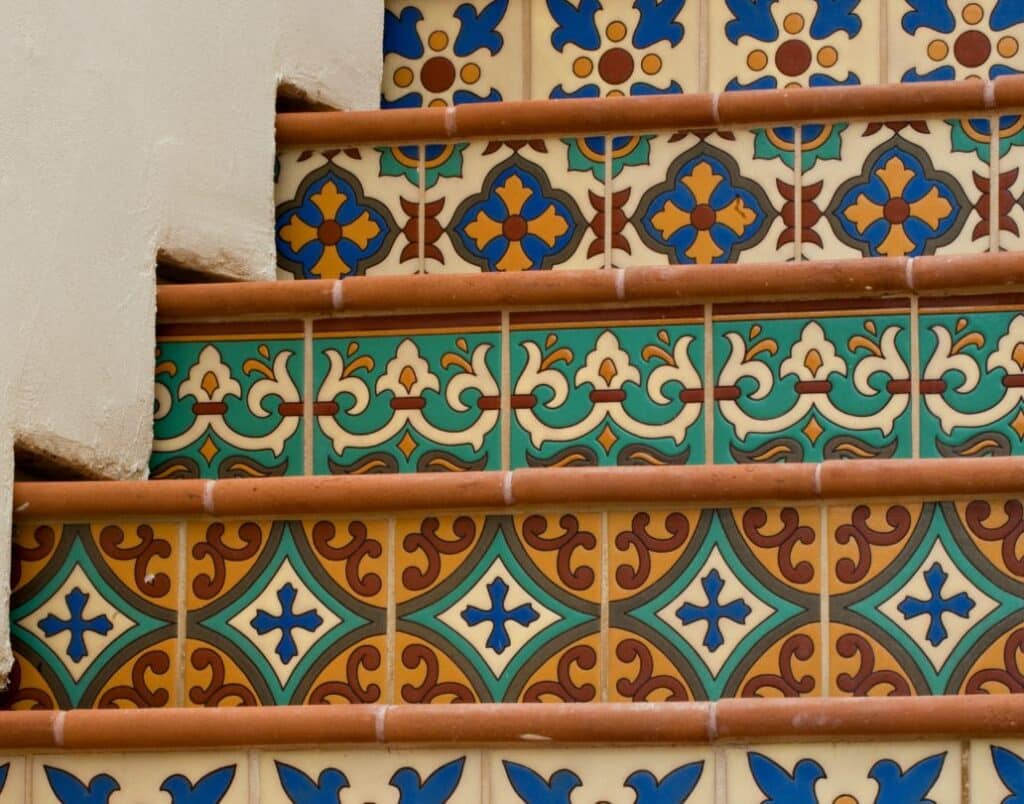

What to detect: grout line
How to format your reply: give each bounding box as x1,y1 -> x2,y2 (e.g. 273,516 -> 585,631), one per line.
698,0 -> 709,93
910,293 -> 921,460
819,503 -> 830,697
418,144 -> 427,274
714,744 -> 727,803
991,114 -> 1001,253
386,517 -> 397,705
600,509 -> 609,702
501,309 -> 512,471
961,739 -> 970,804
24,755 -> 31,801
481,748 -> 491,803
303,317 -> 314,476
522,0 -> 532,101
605,135 -> 613,270
704,303 -> 714,465
176,519 -> 188,708
794,124 -> 803,263
880,0 -> 889,84
248,749 -> 260,804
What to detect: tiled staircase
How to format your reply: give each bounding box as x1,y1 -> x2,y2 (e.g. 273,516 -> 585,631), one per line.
9,2 -> 1024,801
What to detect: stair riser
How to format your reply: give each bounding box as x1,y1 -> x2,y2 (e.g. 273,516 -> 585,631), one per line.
9,493 -> 1022,708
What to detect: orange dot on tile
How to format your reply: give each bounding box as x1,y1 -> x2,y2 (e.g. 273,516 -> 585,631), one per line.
606,20 -> 628,42
429,97 -> 447,107
927,39 -> 949,60
393,66 -> 414,88
785,80 -> 802,88
607,88 -> 625,97
833,797 -> 859,804
783,12 -> 805,34
428,30 -> 449,51
573,56 -> 594,77
747,49 -> 769,70
999,36 -> 1020,58
460,62 -> 481,83
641,53 -> 662,74
817,45 -> 838,67
962,3 -> 984,25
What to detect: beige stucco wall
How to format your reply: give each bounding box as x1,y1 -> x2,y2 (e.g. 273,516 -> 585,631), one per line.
0,0 -> 382,679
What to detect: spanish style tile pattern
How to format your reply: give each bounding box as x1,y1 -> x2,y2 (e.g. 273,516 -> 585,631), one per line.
396,513 -> 600,703
709,0 -> 882,91
383,0 -> 524,108
313,315 -> 502,473
828,501 -> 1024,695
727,741 -> 959,803
531,0 -> 699,99
973,740 -> 1024,802
275,147 -> 415,278
920,299 -> 1024,457
152,323 -> 305,478
7,522 -> 177,710
801,121 -> 987,260
509,308 -> 705,468
186,519 -> 387,706
713,301 -> 913,463
610,507 -> 821,701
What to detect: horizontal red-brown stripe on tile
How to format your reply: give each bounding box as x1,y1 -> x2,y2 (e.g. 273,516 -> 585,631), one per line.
313,312 -> 500,334
157,320 -> 304,338
510,305 -> 703,327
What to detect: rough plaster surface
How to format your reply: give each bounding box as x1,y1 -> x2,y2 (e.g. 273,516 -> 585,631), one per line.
0,1 -> 382,680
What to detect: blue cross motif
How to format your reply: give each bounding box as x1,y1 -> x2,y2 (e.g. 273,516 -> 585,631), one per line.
38,587 -> 114,663
461,577 -> 540,654
251,582 -> 324,664
897,562 -> 975,647
676,569 -> 752,652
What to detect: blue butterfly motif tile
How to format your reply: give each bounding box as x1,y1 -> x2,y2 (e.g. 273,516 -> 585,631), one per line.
973,741 -> 1024,803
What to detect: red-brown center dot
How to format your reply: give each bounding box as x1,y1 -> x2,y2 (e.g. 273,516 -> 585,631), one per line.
421,56 -> 456,93
775,39 -> 812,76
598,47 -> 635,85
318,220 -> 344,245
954,30 -> 992,68
503,215 -> 529,241
691,204 -> 717,231
884,197 -> 911,224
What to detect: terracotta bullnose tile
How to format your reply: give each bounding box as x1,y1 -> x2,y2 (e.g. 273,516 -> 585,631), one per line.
512,464 -> 817,505
12,479 -> 206,521
276,108 -> 450,146
384,704 -> 709,744
157,281 -> 335,320
453,94 -> 716,139
0,712 -> 58,749
62,706 -> 379,750
717,80 -> 988,127
995,73 -> 1024,110
819,457 -> 1024,500
912,251 -> 1024,293
340,270 -> 620,312
211,472 -> 506,516
623,258 -> 908,303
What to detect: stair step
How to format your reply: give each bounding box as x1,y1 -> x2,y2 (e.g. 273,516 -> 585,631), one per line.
0,697 -> 1020,800
8,459 -> 1023,708
274,77 -> 1024,280
154,252 -> 1024,477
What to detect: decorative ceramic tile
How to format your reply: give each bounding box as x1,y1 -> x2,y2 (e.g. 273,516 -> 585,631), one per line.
972,740 -> 1024,802
888,0 -> 1024,83
313,314 -> 501,473
509,308 -> 705,468
801,120 -> 988,260
713,301 -> 912,463
263,749 -> 480,801
186,518 -> 387,705
427,139 -> 603,273
383,0 -> 524,108
9,522 -> 177,709
997,140 -> 1024,251
709,0 -> 882,92
275,146 -> 418,279
152,323 -> 305,478
828,501 -> 1024,695
34,752 -> 248,802
610,507 -> 821,701
727,741 -> 960,802
531,0 -> 699,99
920,299 -> 1024,458
396,513 -> 600,702
0,760 -> 24,802
613,130 -> 794,267
493,747 -> 714,803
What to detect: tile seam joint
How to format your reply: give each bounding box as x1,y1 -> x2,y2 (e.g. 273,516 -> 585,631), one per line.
444,106 -> 457,138
711,92 -> 720,126
614,267 -> 625,300
985,79 -> 996,109
331,279 -> 344,312
707,701 -> 718,741
813,462 -> 822,497
53,711 -> 66,748
502,471 -> 514,505
202,480 -> 216,514
905,256 -> 915,291
375,705 -> 388,742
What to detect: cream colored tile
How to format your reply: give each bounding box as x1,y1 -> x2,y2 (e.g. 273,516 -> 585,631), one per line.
970,739 -> 1024,803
